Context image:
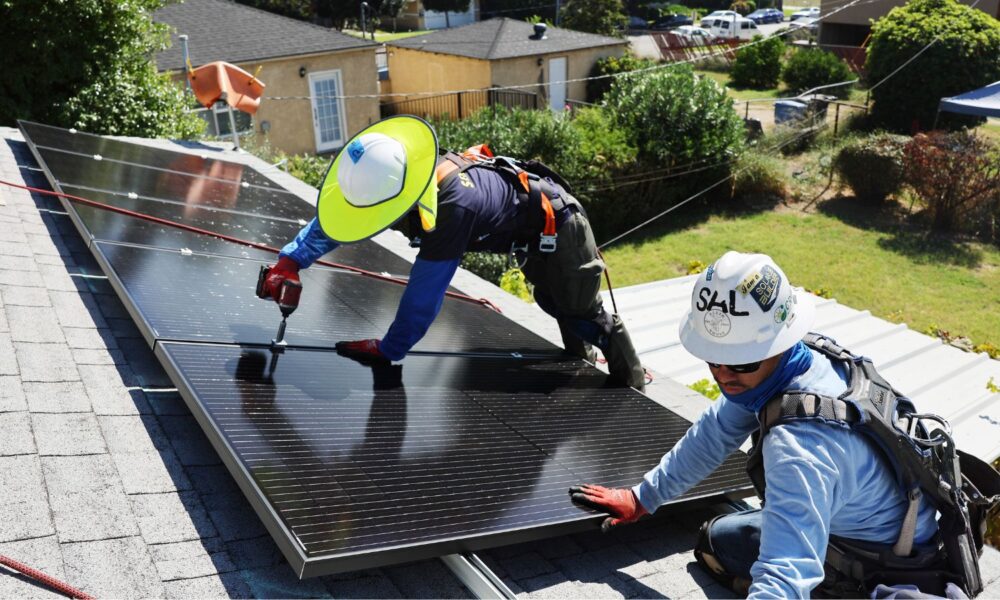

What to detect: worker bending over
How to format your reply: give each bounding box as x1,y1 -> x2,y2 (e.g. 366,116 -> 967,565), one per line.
257,115 -> 644,390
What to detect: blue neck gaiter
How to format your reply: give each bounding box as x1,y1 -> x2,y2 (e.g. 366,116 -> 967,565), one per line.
721,341 -> 814,412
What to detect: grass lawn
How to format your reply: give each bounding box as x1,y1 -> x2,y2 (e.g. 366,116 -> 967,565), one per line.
696,70 -> 868,105
601,203 -> 1000,346
342,29 -> 427,41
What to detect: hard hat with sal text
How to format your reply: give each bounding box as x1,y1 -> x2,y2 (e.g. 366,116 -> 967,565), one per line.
678,251 -> 815,365
317,115 -> 438,243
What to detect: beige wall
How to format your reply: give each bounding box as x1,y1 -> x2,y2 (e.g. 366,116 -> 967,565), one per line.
820,0 -> 999,26
384,48 -> 491,118
169,48 -> 380,156
490,44 -> 627,106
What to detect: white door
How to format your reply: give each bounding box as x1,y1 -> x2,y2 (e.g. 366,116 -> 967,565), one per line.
548,57 -> 567,112
309,70 -> 347,153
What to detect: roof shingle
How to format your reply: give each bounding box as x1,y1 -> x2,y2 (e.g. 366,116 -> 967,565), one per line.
154,0 -> 376,71
389,17 -> 626,60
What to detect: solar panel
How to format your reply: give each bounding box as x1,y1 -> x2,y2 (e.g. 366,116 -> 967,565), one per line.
156,342 -> 751,577
21,121 -> 753,579
92,241 -> 559,354
20,120 -> 286,190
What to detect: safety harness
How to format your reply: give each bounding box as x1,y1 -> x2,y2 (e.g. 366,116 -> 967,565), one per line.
432,144 -> 577,260
746,333 -> 1000,597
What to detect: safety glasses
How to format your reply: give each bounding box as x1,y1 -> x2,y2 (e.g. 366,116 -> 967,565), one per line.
707,361 -> 762,374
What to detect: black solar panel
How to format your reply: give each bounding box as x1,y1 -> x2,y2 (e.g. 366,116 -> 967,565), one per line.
21,121 -> 754,579
92,241 -> 559,354
156,342 -> 750,576
20,120 -> 286,190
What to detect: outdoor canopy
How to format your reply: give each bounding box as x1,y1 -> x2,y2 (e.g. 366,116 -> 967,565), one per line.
938,81 -> 1000,119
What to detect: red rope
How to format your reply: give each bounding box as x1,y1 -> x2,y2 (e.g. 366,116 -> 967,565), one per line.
0,555 -> 94,599
0,179 -> 501,314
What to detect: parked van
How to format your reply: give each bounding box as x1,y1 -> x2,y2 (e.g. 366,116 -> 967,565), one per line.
709,16 -> 760,40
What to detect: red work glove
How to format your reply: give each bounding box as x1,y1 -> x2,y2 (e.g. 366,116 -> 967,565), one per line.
569,484 -> 648,533
336,339 -> 389,365
258,256 -> 301,303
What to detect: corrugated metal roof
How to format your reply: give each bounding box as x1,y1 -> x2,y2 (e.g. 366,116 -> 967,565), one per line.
603,274 -> 1000,462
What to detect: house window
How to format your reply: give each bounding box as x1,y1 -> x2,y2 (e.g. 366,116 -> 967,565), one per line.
194,102 -> 253,137
309,70 -> 347,153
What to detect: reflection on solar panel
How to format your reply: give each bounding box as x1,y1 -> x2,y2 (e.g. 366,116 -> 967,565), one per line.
21,121 -> 753,578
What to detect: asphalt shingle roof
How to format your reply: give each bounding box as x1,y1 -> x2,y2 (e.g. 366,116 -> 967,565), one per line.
388,17 -> 627,60
154,0 -> 376,72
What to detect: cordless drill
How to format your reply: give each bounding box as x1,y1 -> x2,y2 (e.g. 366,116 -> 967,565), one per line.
256,265 -> 302,352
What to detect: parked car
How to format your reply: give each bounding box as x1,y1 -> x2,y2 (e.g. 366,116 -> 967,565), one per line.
700,10 -> 740,26
789,16 -> 819,31
789,6 -> 820,20
673,25 -> 716,44
651,13 -> 694,30
626,15 -> 649,30
746,8 -> 783,23
710,16 -> 761,40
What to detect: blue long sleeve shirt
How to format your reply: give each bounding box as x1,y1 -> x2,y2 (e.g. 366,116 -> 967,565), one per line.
279,165 -> 532,360
633,350 -> 938,598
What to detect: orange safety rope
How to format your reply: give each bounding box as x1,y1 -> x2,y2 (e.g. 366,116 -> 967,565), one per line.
0,179 -> 502,314
0,554 -> 94,600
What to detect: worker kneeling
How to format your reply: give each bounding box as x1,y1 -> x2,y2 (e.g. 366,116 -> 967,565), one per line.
256,115 -> 644,390
570,251 -> 999,598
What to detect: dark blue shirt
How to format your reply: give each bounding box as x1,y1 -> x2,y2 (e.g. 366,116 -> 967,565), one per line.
279,164 -> 541,360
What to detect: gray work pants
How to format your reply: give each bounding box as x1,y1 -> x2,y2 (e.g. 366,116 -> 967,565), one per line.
520,206 -> 644,390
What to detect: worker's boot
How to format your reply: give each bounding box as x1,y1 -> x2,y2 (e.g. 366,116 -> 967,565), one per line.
604,314 -> 645,392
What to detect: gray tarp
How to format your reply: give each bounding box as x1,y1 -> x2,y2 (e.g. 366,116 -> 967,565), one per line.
939,80 -> 1000,118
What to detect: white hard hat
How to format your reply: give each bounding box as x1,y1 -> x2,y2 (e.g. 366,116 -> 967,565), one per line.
336,132 -> 406,207
678,251 -> 815,364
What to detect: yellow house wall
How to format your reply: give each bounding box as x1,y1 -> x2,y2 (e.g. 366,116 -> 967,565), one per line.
385,48 -> 491,118
170,48 -> 380,156
490,45 -> 626,107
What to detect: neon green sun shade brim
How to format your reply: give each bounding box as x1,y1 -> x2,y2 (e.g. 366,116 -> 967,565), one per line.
317,115 -> 438,244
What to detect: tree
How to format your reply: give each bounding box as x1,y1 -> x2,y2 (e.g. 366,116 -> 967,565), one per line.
781,48 -> 852,97
422,0 -> 471,28
865,0 -> 1000,132
559,0 -> 627,37
0,0 -> 203,138
376,0 -> 407,31
234,0 -> 313,21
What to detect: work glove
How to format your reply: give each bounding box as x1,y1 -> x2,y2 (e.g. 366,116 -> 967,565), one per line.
336,339 -> 389,365
257,256 -> 301,303
569,484 -> 648,533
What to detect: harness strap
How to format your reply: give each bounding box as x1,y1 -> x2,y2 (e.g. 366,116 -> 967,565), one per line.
759,392 -> 861,439
893,488 -> 922,557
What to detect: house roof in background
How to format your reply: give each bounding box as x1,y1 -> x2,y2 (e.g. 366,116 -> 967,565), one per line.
154,0 -> 376,72
388,17 -> 627,60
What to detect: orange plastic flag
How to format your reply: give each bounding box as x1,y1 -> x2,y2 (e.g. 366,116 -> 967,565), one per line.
188,61 -> 265,115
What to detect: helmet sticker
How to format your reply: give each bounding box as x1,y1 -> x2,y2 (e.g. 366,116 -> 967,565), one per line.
347,139 -> 365,164
705,263 -> 715,282
704,309 -> 732,337
774,293 -> 798,326
747,265 -> 781,312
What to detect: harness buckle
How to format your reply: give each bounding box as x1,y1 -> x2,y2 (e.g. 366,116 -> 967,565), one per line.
509,242 -> 529,269
539,233 -> 557,253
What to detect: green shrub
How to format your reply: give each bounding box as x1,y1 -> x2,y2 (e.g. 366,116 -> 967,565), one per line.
500,268 -> 534,301
781,49 -> 853,97
729,0 -> 755,15
460,252 -> 508,285
603,63 -> 745,166
587,54 -> 658,103
866,0 -> 1000,132
730,35 -> 785,89
732,151 -> 788,201
570,107 -> 639,185
689,378 -> 721,400
833,133 -> 909,202
559,0 -> 628,37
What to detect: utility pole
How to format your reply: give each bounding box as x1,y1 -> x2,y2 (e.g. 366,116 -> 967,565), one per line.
360,2 -> 368,39
555,0 -> 561,25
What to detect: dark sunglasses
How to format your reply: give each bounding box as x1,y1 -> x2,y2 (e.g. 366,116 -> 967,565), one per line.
707,361 -> 762,374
